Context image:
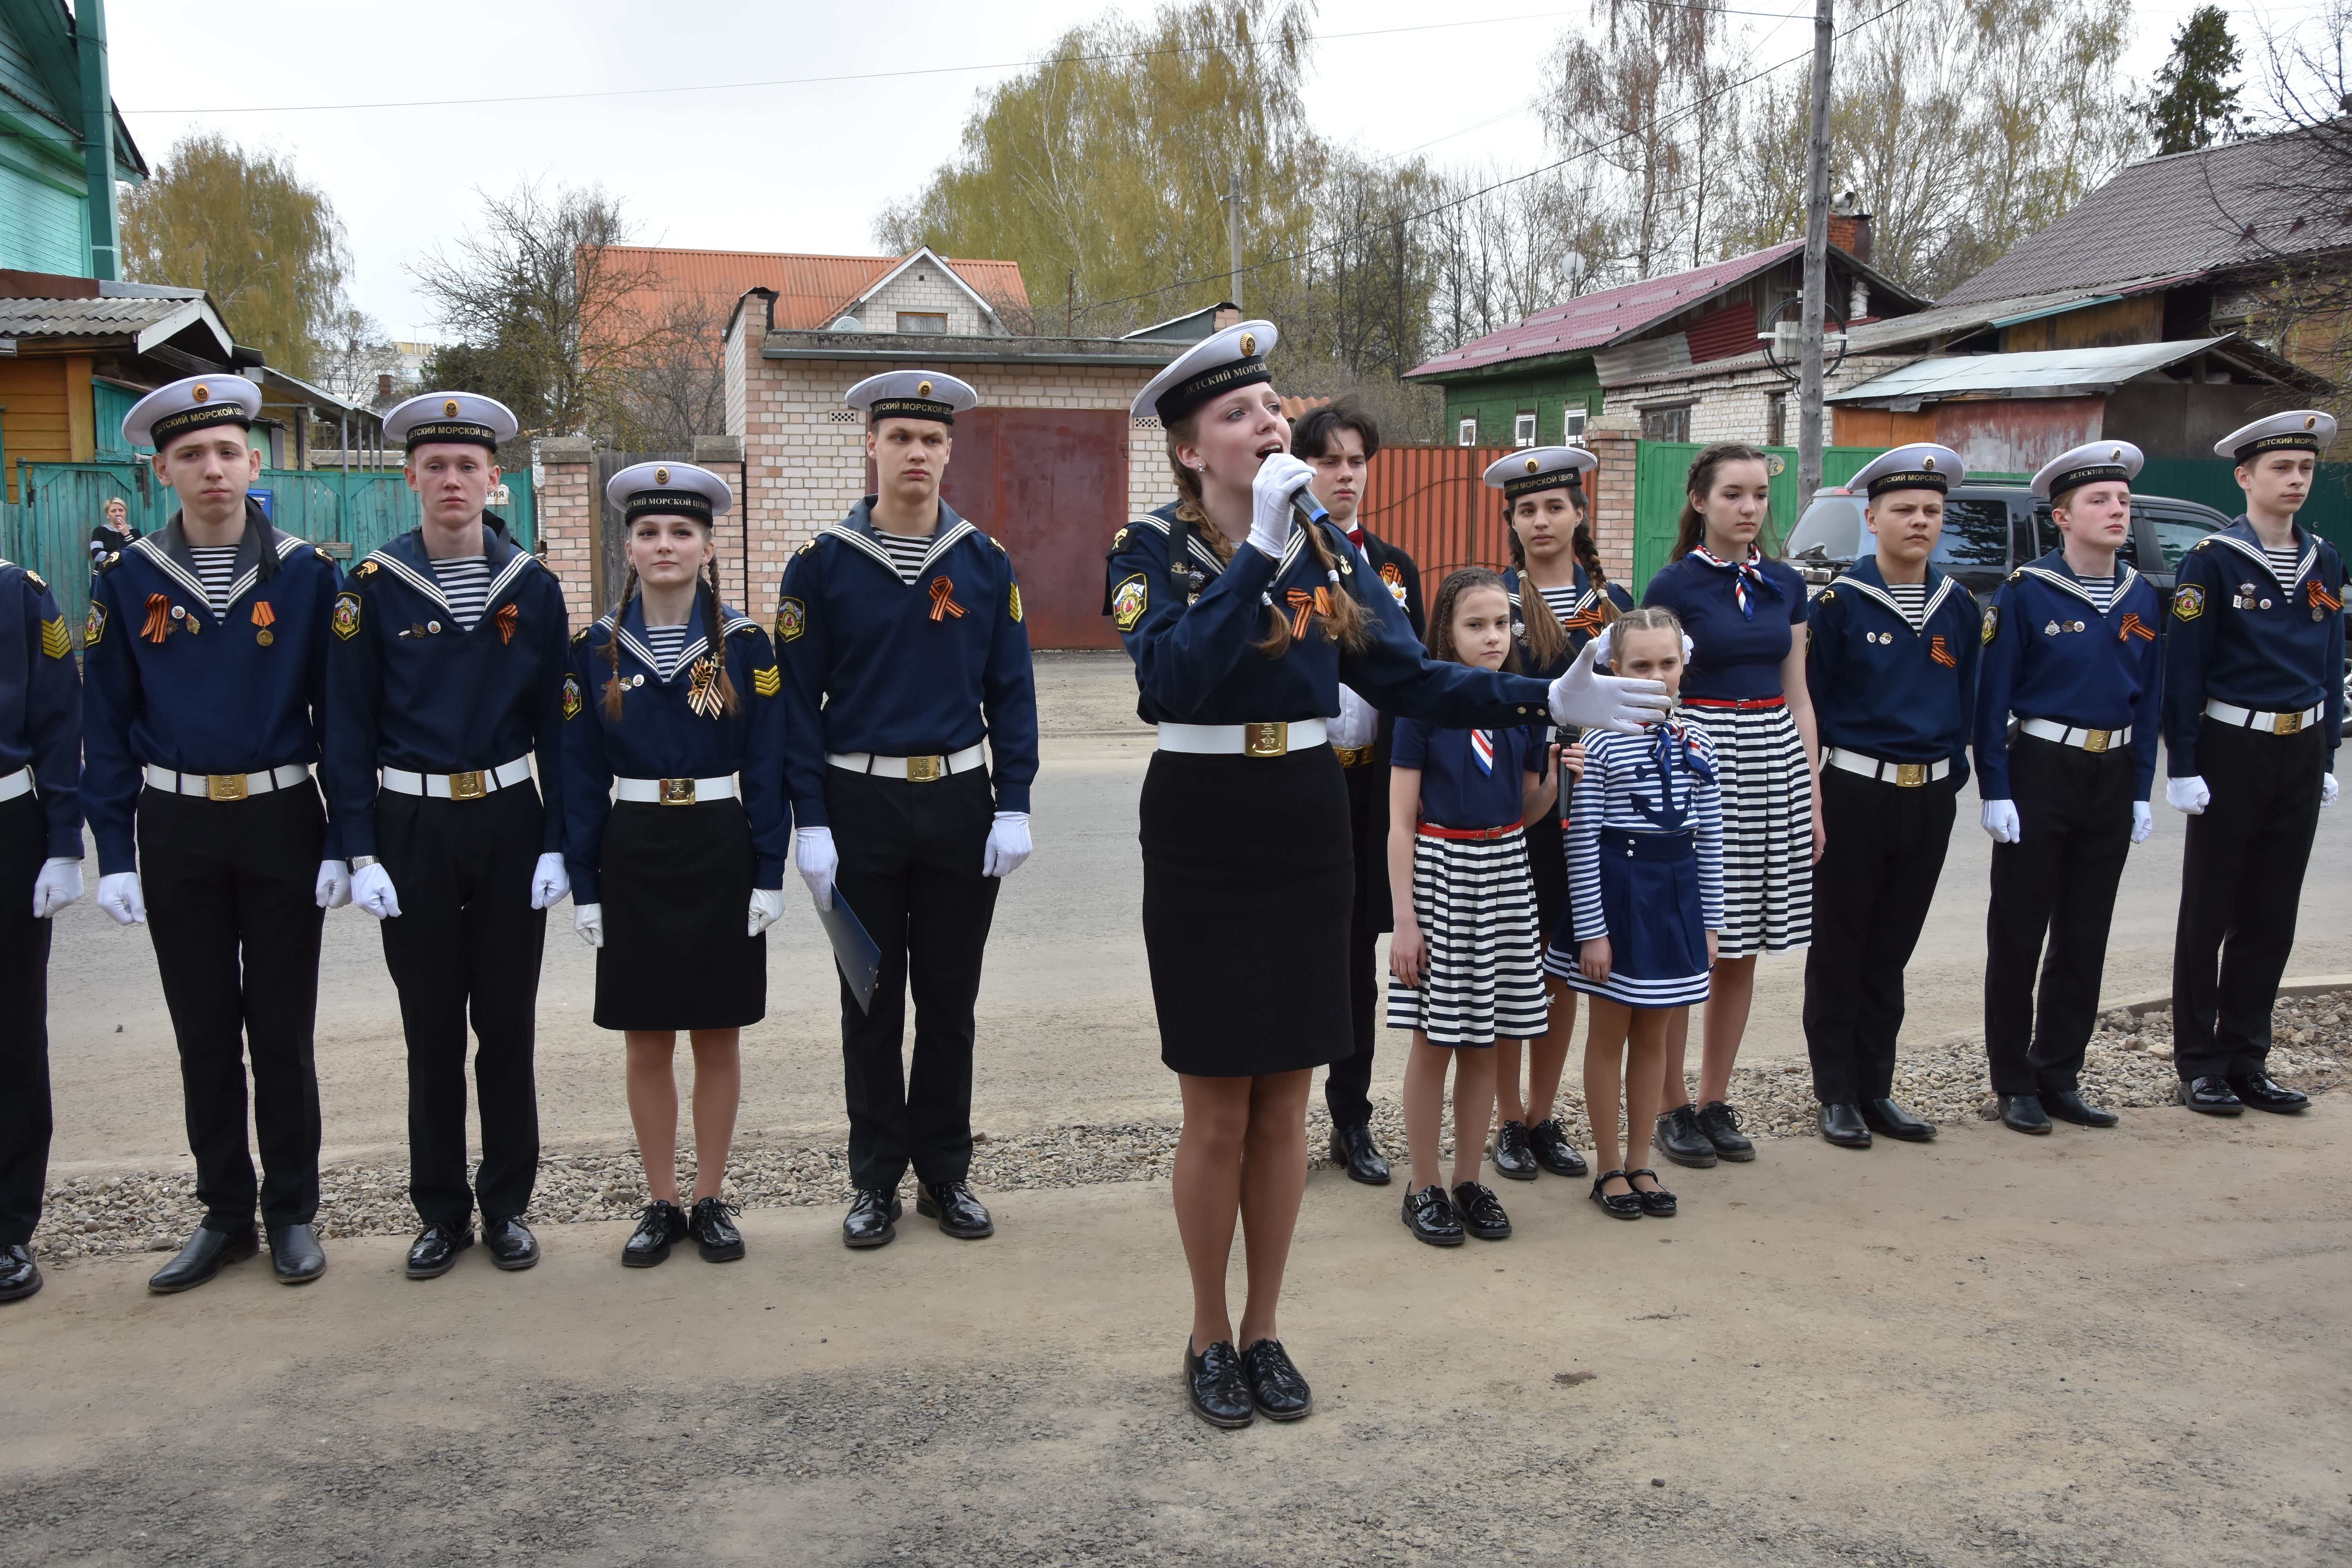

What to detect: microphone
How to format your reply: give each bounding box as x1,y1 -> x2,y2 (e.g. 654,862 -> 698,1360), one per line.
1291,492 -> 1330,530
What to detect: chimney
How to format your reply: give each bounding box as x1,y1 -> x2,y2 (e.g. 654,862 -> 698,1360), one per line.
1827,192 -> 1873,264
1211,302 -> 1242,331
377,373 -> 393,398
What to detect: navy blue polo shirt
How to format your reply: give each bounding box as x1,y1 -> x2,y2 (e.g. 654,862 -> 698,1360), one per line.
1639,552 -> 1808,701
1392,719 -> 1542,830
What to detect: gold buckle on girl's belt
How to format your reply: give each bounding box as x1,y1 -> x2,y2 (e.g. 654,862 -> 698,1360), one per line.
1893,763 -> 1928,788
206,774 -> 248,801
1332,742 -> 1375,768
448,770 -> 486,800
1243,722 -> 1289,757
660,778 -> 697,805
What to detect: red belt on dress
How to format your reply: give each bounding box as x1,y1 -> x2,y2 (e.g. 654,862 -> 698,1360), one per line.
1417,822 -> 1521,840
1681,695 -> 1786,710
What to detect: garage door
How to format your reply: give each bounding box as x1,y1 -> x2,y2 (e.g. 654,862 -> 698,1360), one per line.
936,408 -> 1129,651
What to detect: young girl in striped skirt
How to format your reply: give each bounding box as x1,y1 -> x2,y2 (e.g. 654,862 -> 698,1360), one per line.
1553,607 -> 1723,1220
1387,570 -> 1563,1247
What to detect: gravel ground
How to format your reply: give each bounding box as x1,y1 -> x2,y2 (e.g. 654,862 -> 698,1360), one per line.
37,991 -> 2349,1262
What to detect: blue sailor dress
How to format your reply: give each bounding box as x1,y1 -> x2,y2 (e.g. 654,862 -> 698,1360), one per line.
1504,563 -> 1632,936
1548,721 -> 1724,1008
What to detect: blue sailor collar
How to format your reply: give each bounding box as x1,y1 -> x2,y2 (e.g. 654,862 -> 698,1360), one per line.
822,497 -> 982,583
2013,547 -> 2140,612
1834,555 -> 1960,632
597,595 -> 763,686
361,522 -> 537,619
125,502 -> 307,612
2202,518 -> 2316,589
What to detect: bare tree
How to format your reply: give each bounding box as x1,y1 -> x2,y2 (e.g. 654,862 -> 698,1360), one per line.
2239,0 -> 2352,416
312,308 -> 404,406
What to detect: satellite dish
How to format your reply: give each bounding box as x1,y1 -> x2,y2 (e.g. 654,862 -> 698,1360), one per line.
830,315 -> 864,332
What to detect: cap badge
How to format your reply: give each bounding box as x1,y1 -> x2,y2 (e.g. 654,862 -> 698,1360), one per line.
1526,457 -> 1541,473
2109,446 -> 2122,460
191,384 -> 210,403
2306,415 -> 2319,430
1922,456 -> 1937,470
443,399 -> 459,417
917,380 -> 933,397
1239,332 -> 1257,356
655,466 -> 670,485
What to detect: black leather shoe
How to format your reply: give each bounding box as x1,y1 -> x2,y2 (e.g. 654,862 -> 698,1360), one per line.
1452,1181 -> 1513,1241
2178,1076 -> 2243,1116
1626,1167 -> 1677,1217
1654,1104 -> 1718,1168
622,1201 -> 684,1268
484,1218 -> 539,1271
1589,1170 -> 1643,1220
1329,1122 -> 1392,1186
0,1243 -> 39,1302
916,1181 -> 995,1239
2227,1073 -> 2310,1114
267,1223 -> 326,1284
2041,1088 -> 2118,1127
689,1197 -> 745,1262
1528,1117 -> 1589,1177
2000,1094 -> 2053,1134
1241,1338 -> 1313,1421
1490,1120 -> 1538,1181
406,1222 -> 473,1279
148,1225 -> 259,1294
1696,1100 -> 1755,1161
1861,1097 -> 1937,1141
843,1188 -> 902,1248
1819,1103 -> 1872,1148
1185,1339 -> 1254,1428
1401,1184 -> 1464,1246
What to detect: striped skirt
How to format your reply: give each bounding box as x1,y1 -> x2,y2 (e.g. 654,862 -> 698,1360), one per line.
1682,701 -> 1813,959
1386,829 -> 1549,1047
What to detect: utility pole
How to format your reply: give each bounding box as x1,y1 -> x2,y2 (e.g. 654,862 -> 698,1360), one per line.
1066,269 -> 1076,336
1798,0 -> 1834,506
1224,171 -> 1243,313
77,0 -> 119,281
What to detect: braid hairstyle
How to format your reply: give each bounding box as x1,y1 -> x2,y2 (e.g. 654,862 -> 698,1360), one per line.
1570,516 -> 1622,629
698,553 -> 741,715
1426,566 -> 1523,672
1503,501 -> 1569,673
600,561 -> 640,720
1163,421 -> 1370,658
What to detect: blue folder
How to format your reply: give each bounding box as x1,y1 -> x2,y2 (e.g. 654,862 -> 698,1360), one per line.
819,892 -> 884,1014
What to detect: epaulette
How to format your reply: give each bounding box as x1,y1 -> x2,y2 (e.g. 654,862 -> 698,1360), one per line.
24,571 -> 45,593
313,546 -> 336,564
1816,587 -> 1837,605
96,552 -> 121,575
721,613 -> 764,640
570,627 -> 589,646
2190,537 -> 2214,551
354,559 -> 380,579
2007,569 -> 2025,582
1108,526 -> 1130,554
795,538 -> 817,556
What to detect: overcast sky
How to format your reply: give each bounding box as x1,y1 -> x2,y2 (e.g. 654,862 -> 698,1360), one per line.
102,0 -> 2316,343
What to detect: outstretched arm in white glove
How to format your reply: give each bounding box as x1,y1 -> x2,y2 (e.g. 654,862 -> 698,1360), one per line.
2131,801 -> 2154,844
528,852 -> 570,911
983,812 -> 1033,878
351,863 -> 401,920
1247,453 -> 1318,560
96,871 -> 145,926
1980,800 -> 2021,844
1547,639 -> 1672,736
796,826 -> 838,912
748,886 -> 786,937
31,858 -> 82,919
2165,775 -> 2210,815
314,860 -> 352,910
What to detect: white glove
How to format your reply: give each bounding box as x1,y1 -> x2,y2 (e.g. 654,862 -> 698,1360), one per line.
529,852 -> 570,910
1329,685 -> 1379,750
2131,801 -> 2154,844
983,811 -> 1033,878
748,886 -> 786,937
96,870 -> 145,926
1980,800 -> 2021,844
352,863 -> 401,920
314,860 -> 352,909
796,826 -> 838,912
2166,775 -> 2210,815
31,858 -> 82,918
2324,773 -> 2339,809
574,903 -> 604,948
1248,452 -> 1318,559
1547,639 -> 1672,735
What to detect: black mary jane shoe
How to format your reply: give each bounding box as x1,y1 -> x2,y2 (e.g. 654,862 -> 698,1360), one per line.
2041,1089 -> 2117,1128
405,1222 -> 474,1280
2178,1076 -> 2242,1116
1329,1122 -> 1392,1186
622,1201 -> 686,1268
1452,1181 -> 1513,1241
2000,1094 -> 2054,1135
1588,1170 -> 1643,1221
0,1243 -> 41,1303
1241,1338 -> 1314,1421
1819,1103 -> 1873,1149
689,1197 -> 745,1262
149,1225 -> 260,1294
1860,1097 -> 1937,1142
1625,1168 -> 1677,1218
2227,1073 -> 2310,1114
1696,1100 -> 1755,1161
1184,1339 -> 1255,1428
1490,1120 -> 1539,1181
916,1181 -> 995,1240
843,1188 -> 903,1249
267,1223 -> 327,1284
1401,1184 -> 1465,1247
1528,1117 -> 1589,1178
1654,1104 -> 1718,1169
485,1218 -> 539,1271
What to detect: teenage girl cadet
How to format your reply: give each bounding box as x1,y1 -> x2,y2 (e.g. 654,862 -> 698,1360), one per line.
1553,608 -> 1721,1220
1106,320 -> 1669,1429
1638,443 -> 1813,1171
1386,569 -> 1561,1247
1488,447 -> 1624,1185
563,463 -> 788,1268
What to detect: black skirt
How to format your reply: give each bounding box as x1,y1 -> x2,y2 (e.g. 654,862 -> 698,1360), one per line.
1523,807 -> 1568,936
1140,746 -> 1355,1076
595,800 -> 766,1031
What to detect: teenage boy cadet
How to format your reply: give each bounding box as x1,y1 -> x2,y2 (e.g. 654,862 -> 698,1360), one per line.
83,375 -> 348,1293
1802,445 -> 1982,1150
2163,411 -> 2343,1117
325,391 -> 572,1278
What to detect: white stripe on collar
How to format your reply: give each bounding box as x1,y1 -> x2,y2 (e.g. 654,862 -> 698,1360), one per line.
613,624 -> 710,683
821,519 -> 978,583
2018,559 -> 2141,611
2206,530 -> 2313,588
1840,574 -> 1956,630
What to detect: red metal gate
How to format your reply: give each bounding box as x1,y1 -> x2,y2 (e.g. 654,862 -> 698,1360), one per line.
936,407 -> 1130,650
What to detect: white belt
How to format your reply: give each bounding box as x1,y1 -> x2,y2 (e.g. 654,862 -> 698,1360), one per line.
2205,699 -> 2324,737
379,756 -> 534,800
2017,718 -> 2131,753
614,775 -> 739,806
826,743 -> 987,782
143,762 -> 311,802
0,767 -> 32,803
1822,747 -> 1950,787
1157,718 -> 1330,757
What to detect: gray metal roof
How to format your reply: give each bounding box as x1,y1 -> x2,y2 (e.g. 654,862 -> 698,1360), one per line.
1828,337 -> 2238,403
0,293 -> 209,337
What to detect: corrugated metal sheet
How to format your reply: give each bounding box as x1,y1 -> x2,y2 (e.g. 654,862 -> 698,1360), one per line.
0,293 -> 200,336
595,246 -> 1029,332
1828,338 -> 2231,403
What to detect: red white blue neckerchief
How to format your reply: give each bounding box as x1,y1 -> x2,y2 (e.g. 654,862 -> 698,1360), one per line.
1471,728 -> 1495,775
1690,545 -> 1782,621
1653,719 -> 1715,788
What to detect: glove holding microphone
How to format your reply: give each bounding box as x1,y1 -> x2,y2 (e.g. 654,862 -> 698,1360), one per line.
1248,453 -> 1323,559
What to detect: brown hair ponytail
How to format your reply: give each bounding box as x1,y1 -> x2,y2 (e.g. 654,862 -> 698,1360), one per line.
600,561 -> 639,720
1162,419 -> 1370,658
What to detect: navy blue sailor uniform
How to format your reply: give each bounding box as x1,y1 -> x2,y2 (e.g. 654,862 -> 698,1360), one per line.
775,497 -> 1038,1195
1975,551 -> 2162,1099
82,506 -> 342,1238
322,523 -> 569,1232
0,561 -> 81,1260
1800,556 -> 1982,1106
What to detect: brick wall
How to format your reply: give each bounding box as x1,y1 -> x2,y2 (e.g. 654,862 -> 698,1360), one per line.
536,437 -> 598,630
857,264 -> 997,336
1586,414 -> 1639,582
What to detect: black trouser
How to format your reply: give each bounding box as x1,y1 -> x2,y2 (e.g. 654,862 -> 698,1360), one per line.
375,784 -> 547,1230
1983,736 -> 2138,1097
1325,758 -> 1382,1127
2172,719 -> 2326,1081
1803,768 -> 1956,1105
0,795 -> 54,1249
139,782 -> 327,1232
828,765 -> 1000,1192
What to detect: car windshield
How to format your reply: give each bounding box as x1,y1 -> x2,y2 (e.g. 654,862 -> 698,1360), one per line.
2147,508 -> 2223,569
1787,495 -> 1864,561
1931,497 -> 2012,569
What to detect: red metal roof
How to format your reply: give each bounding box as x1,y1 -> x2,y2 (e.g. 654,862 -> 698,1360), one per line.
590,246 -> 1031,332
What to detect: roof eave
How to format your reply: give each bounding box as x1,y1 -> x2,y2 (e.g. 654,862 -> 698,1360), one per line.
759,329 -> 1180,369
1403,347 -> 1594,384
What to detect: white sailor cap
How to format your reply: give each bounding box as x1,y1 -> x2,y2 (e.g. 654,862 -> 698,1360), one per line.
122,374 -> 262,451
1131,319 -> 1279,424
605,461 -> 733,524
2031,440 -> 2143,501
383,391 -> 521,453
1850,443 -> 1965,498
2215,410 -> 2337,465
844,370 -> 978,425
1483,446 -> 1597,501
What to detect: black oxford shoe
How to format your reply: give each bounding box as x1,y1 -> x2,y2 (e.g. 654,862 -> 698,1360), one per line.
2178,1076 -> 2243,1116
1818,1103 -> 1873,1149
1696,1100 -> 1755,1161
2227,1073 -> 2309,1114
1329,1122 -> 1392,1186
267,1223 -> 326,1284
1401,1184 -> 1464,1246
1653,1104 -> 1718,1168
485,1219 -> 539,1271
1489,1120 -> 1538,1181
0,1243 -> 39,1302
916,1181 -> 995,1239
1184,1339 -> 1254,1428
1861,1097 -> 1937,1142
842,1188 -> 902,1249
1241,1338 -> 1313,1421
622,1201 -> 685,1268
2000,1094 -> 2053,1134
1451,1181 -> 1513,1241
1528,1117 -> 1589,1177
148,1225 -> 259,1294
2042,1088 -> 2119,1127
689,1197 -> 745,1262
406,1222 -> 473,1279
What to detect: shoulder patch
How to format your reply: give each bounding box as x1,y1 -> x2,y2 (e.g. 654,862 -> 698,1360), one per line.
2190,537 -> 2214,551
1111,573 -> 1149,632
314,546 -> 336,563
570,626 -> 589,646
561,673 -> 584,720
96,551 -> 120,575
776,597 -> 807,643
332,592 -> 362,641
795,539 -> 817,557
1110,526 -> 1130,553
1815,587 -> 1837,605
752,664 -> 782,699
84,601 -> 107,647
40,617 -> 69,660
1981,603 -> 1999,644
2172,583 -> 2205,621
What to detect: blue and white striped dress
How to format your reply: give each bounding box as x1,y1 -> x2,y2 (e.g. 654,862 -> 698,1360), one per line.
1546,722 -> 1724,1008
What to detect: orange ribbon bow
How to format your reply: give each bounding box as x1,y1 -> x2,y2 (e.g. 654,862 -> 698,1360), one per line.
2117,612 -> 2156,642
250,601 -> 275,628
2309,580 -> 2343,613
142,593 -> 173,644
927,576 -> 966,621
1563,603 -> 1607,636
494,603 -> 519,645
1285,586 -> 1332,640
1928,633 -> 1956,668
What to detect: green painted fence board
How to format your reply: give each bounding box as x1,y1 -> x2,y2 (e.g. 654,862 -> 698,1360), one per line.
1630,442 -> 1884,594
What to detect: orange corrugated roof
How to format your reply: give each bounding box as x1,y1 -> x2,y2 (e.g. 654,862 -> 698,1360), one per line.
589,245 -> 1029,333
